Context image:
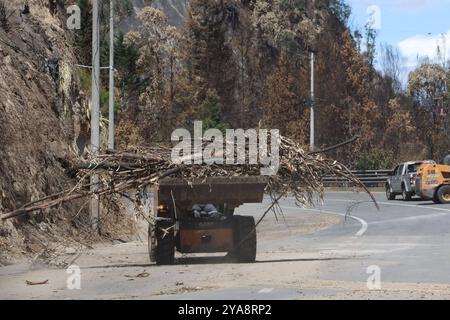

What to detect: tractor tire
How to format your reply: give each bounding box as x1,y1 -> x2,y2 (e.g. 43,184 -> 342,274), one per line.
386,184 -> 395,200
432,195 -> 441,204
437,185 -> 450,204
148,223 -> 156,262
149,220 -> 175,265
233,215 -> 257,263
402,185 -> 412,201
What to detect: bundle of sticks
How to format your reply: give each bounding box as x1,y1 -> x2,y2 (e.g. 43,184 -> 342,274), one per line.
1,136 -> 378,221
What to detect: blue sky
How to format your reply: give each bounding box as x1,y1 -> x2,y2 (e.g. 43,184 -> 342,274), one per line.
347,0 -> 450,81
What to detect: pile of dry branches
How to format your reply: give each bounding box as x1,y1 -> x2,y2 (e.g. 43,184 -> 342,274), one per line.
1,136 -> 377,221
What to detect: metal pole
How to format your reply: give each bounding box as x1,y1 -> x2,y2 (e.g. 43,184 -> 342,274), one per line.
310,51 -> 315,151
108,0 -> 115,150
91,0 -> 101,233
349,104 -> 352,135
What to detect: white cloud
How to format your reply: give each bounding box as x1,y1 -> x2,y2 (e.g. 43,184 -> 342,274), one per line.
398,30 -> 450,68
392,0 -> 450,11
350,0 -> 450,12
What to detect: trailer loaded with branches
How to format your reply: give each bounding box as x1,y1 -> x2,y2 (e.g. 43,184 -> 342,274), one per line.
1,136 -> 378,264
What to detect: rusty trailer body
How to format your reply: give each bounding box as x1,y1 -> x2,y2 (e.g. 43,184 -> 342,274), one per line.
149,176 -> 267,265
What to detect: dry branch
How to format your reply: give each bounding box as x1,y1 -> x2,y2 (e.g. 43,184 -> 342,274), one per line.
1,136 -> 378,221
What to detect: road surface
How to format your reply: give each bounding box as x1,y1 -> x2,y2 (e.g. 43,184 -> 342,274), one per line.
1,191 -> 450,300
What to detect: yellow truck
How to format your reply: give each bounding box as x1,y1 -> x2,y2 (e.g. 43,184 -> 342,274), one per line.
416,157 -> 450,204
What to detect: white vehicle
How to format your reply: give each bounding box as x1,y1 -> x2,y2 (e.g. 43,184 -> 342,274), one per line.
386,160 -> 436,201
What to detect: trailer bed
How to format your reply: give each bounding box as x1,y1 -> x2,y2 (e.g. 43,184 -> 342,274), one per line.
158,176 -> 267,206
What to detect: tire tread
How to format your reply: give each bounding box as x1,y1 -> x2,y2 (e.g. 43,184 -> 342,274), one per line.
233,215 -> 257,263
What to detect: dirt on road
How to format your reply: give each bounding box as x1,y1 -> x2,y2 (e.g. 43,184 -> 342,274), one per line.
2,207 -> 450,300
0,209 -> 337,299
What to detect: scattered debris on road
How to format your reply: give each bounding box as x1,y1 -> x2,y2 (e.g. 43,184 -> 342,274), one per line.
25,279 -> 49,286
124,271 -> 150,279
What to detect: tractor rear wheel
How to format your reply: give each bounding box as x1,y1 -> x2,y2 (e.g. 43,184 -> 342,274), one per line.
149,220 -> 175,265
437,185 -> 450,204
233,215 -> 257,263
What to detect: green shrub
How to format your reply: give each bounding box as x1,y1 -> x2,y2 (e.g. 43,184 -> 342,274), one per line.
356,149 -> 395,170
77,69 -> 92,93
198,89 -> 227,132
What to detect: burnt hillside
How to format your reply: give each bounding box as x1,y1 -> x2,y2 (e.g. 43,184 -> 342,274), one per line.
116,0 -> 443,165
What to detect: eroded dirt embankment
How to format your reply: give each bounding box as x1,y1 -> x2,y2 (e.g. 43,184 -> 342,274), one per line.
0,1 -> 133,265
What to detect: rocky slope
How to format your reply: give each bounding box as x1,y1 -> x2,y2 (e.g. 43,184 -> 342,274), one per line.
152,0 -> 187,26
0,1 -> 131,265
120,0 -> 187,31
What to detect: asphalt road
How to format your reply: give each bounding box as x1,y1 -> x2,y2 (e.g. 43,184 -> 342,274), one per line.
1,191 -> 450,300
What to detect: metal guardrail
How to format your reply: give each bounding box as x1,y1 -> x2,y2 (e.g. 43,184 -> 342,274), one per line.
323,170 -> 392,188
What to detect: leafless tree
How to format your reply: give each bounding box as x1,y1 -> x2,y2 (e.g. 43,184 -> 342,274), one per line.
381,43 -> 403,93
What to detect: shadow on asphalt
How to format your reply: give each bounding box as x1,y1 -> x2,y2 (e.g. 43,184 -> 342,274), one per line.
391,199 -> 445,206
254,257 -> 352,264
180,256 -> 353,265
84,256 -> 352,269
85,263 -> 155,269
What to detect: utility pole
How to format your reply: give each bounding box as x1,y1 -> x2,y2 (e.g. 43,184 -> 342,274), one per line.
310,51 -> 315,151
349,104 -> 352,136
91,0 -> 101,233
108,0 -> 115,150
309,0 -> 315,152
